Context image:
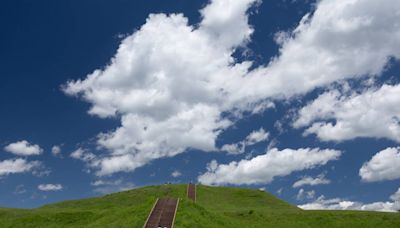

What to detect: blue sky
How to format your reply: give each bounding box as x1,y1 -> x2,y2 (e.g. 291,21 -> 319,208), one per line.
1,0 -> 400,211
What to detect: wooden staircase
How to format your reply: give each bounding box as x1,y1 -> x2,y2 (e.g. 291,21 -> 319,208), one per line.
187,184 -> 196,202
143,198 -> 179,228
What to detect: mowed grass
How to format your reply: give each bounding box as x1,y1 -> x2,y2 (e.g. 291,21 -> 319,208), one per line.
176,185 -> 400,227
0,185 -> 185,228
0,184 -> 399,227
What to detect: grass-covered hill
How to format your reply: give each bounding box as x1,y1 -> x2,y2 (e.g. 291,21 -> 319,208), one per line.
0,184 -> 399,227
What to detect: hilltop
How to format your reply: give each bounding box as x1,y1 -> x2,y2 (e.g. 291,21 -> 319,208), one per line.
0,184 -> 399,227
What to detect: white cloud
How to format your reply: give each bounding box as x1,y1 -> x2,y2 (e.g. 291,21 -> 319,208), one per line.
235,0 -> 400,102
38,184 -> 63,191
293,174 -> 331,188
63,0 -> 400,175
51,145 -> 62,157
296,188 -> 316,201
171,170 -> 182,178
91,178 -> 135,194
299,190 -> 400,212
359,147 -> 400,182
199,0 -> 259,48
0,159 -> 41,176
4,140 -> 43,156
63,0 -> 259,175
70,148 -> 96,162
220,143 -> 245,155
294,84 -> 400,142
391,188 -> 400,201
390,188 -> 400,211
245,128 -> 269,145
198,147 -> 341,185
91,180 -> 106,186
95,154 -> 138,176
220,128 -> 269,154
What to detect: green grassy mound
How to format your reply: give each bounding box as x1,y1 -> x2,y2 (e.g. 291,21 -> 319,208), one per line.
0,184 -> 399,227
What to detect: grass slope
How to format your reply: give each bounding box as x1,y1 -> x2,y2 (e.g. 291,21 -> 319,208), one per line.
0,184 -> 399,227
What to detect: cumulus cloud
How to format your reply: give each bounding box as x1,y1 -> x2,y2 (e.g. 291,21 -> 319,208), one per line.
296,188 -> 316,201
63,0 -> 258,175
220,143 -> 245,155
91,178 -> 135,194
234,0 -> 400,103
199,0 -> 259,48
359,147 -> 400,182
391,188 -> 400,201
198,148 -> 341,185
171,170 -> 182,178
70,148 -> 96,162
299,191 -> 400,212
245,128 -> 269,145
294,85 -> 400,142
221,127 -> 269,154
0,159 -> 41,176
38,184 -> 63,191
63,0 -> 400,175
390,188 -> 400,211
51,145 -> 62,157
4,140 -> 43,156
293,174 -> 331,188
392,189 -> 400,211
